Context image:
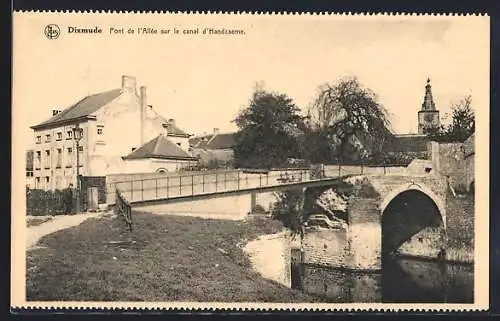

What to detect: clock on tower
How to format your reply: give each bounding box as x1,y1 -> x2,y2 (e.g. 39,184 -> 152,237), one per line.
418,78 -> 440,135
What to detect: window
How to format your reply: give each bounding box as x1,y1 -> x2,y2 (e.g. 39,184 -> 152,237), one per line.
97,128 -> 103,135
67,131 -> 73,139
176,143 -> 181,147
44,150 -> 51,168
66,148 -> 73,167
35,151 -> 41,169
78,146 -> 83,152
56,132 -> 62,140
131,147 -> 136,152
35,136 -> 41,144
26,171 -> 33,177
35,177 -> 40,188
56,149 -> 62,168
55,176 -> 62,189
45,176 -> 50,189
45,134 -> 51,143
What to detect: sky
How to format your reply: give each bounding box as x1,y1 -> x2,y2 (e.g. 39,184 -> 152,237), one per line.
13,13 -> 490,149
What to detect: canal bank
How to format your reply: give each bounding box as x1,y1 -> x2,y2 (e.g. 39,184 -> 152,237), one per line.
244,225 -> 473,303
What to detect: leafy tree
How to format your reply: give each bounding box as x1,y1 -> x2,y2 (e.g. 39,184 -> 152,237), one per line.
307,77 -> 392,163
427,95 -> 475,143
233,87 -> 307,169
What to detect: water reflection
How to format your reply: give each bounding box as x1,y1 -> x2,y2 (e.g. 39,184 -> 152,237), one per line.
291,253 -> 473,303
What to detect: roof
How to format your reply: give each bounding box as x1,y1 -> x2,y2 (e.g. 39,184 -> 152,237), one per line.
26,150 -> 33,170
123,134 -> 197,161
206,133 -> 237,149
31,89 -> 122,129
189,132 -> 237,150
389,134 -> 430,153
160,119 -> 191,138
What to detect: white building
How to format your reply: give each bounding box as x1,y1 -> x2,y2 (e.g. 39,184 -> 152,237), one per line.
30,75 -> 193,190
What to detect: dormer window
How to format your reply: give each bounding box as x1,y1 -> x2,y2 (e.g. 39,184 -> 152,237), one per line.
35,136 -> 41,144
45,134 -> 51,143
56,132 -> 62,140
67,131 -> 73,139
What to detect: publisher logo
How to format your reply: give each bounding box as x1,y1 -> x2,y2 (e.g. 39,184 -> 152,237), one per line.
44,24 -> 61,39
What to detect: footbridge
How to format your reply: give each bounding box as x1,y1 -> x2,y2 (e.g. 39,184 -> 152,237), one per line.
111,163 -> 458,270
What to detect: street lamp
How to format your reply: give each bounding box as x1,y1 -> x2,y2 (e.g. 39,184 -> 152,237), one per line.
72,124 -> 84,213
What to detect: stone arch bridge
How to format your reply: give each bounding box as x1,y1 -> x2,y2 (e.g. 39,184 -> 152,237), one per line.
301,174 -> 449,271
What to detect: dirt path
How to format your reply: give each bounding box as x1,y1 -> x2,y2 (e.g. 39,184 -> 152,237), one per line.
27,212 -> 105,249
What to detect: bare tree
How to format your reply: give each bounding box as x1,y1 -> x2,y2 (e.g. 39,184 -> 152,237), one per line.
308,77 -> 392,162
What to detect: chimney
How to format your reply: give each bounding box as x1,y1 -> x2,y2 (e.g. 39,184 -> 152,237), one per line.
122,75 -> 137,93
140,86 -> 147,146
213,128 -> 219,135
52,110 -> 60,116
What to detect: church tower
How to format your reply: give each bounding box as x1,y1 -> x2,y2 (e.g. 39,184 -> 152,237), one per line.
418,78 -> 440,135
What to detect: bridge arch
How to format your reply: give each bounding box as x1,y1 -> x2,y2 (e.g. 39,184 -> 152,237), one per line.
380,182 -> 446,257
380,182 -> 446,227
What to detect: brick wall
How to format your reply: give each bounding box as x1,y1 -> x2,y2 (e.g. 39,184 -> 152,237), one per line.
302,228 -> 349,268
300,265 -> 382,302
347,197 -> 380,225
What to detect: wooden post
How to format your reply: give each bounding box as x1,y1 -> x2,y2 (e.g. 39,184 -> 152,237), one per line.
191,174 -> 194,196
215,172 -> 219,191
155,179 -> 158,199
224,172 -> 227,189
237,171 -> 240,190
166,177 -> 169,198
259,174 -> 262,187
338,164 -> 341,177
141,180 -> 144,201
131,181 -> 133,201
179,175 -> 182,195
202,173 -> 205,192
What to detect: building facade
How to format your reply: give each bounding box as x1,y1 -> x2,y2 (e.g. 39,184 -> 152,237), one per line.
189,128 -> 236,168
30,75 -> 192,190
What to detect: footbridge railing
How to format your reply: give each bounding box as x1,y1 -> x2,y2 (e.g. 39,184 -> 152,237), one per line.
107,164 -> 409,205
115,188 -> 133,231
107,169 -> 316,204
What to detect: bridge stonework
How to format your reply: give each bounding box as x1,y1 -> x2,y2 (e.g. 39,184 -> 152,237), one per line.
302,174 -> 449,271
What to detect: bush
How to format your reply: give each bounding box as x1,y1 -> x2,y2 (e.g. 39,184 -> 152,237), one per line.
26,189 -> 72,216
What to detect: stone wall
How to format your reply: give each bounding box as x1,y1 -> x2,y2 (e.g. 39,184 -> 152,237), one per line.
133,193 -> 254,221
397,226 -> 445,259
244,230 -> 291,287
445,193 -> 475,263
431,142 -> 468,192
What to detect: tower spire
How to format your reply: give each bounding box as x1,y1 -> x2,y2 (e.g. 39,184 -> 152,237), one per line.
421,77 -> 436,111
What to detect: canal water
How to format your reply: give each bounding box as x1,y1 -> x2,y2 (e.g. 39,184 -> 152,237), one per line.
291,252 -> 474,303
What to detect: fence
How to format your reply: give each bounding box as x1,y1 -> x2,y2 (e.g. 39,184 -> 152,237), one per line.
115,188 -> 133,231
106,169 -> 312,205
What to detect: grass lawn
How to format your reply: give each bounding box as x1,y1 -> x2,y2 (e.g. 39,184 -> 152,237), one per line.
27,211 -> 322,302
